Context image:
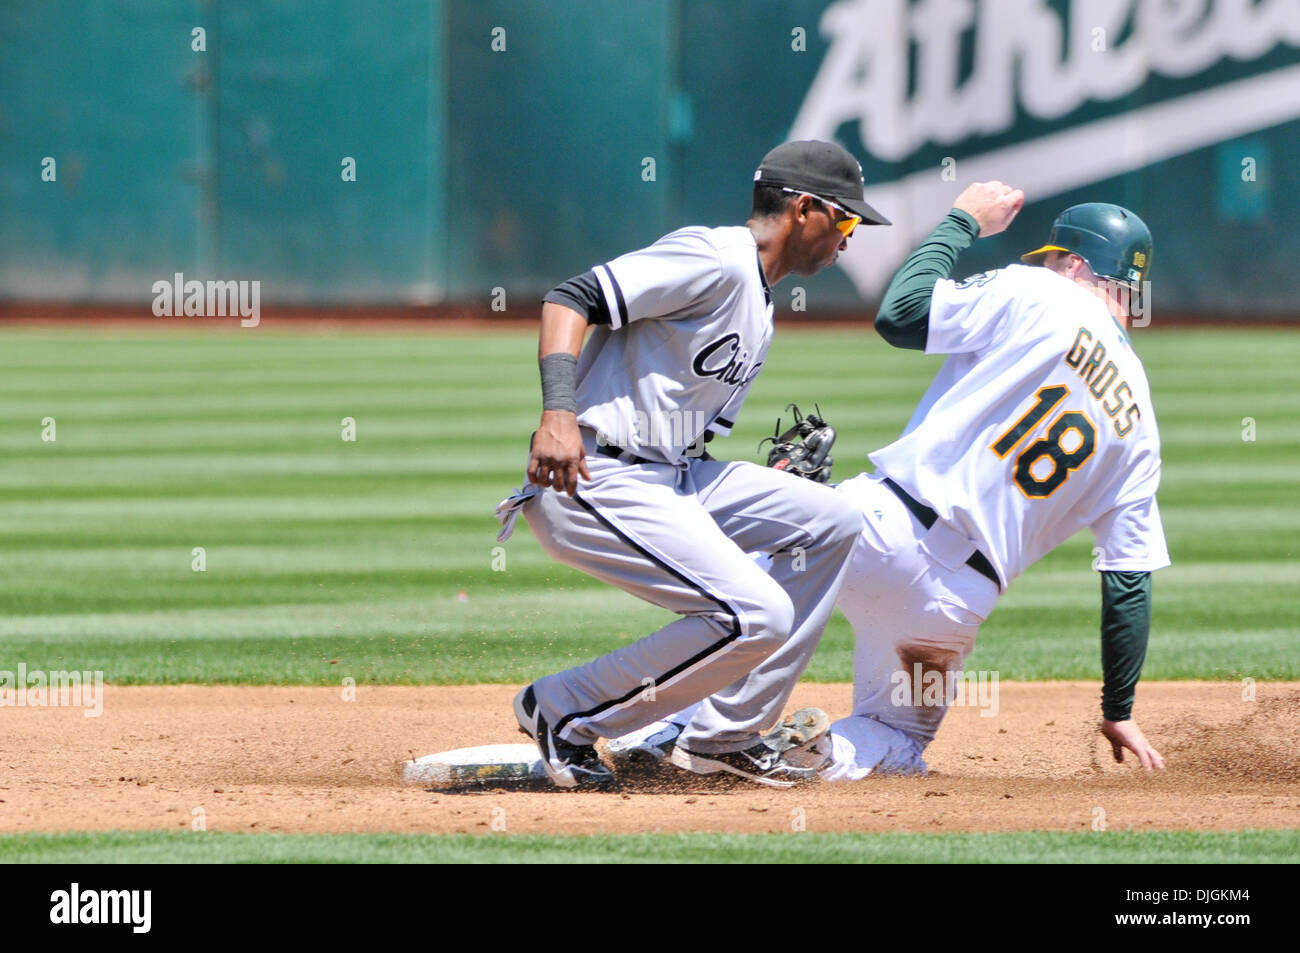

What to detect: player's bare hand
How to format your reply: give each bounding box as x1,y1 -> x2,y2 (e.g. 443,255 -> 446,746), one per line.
952,181 -> 1025,237
528,410 -> 591,498
1102,718 -> 1166,772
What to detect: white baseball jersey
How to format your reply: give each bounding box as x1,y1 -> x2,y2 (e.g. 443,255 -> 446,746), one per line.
573,226 -> 774,464
869,264 -> 1170,585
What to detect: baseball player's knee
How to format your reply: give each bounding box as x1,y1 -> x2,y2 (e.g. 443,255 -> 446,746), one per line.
828,499 -> 866,544
735,582 -> 796,647
800,494 -> 864,551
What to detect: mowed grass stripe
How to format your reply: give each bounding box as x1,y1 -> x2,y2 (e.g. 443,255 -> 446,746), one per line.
0,417 -> 533,452
0,398 -> 533,429
0,451 -> 527,487
0,327 -> 1294,684
0,497 -> 491,531
0,829 -> 1294,864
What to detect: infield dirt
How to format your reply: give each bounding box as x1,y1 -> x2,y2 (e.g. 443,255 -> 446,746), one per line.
3,683 -> 1296,836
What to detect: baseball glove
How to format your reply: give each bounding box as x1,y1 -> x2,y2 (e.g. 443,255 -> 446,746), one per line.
759,404 -> 835,483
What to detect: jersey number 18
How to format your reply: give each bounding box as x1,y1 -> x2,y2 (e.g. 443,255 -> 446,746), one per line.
991,385 -> 1096,498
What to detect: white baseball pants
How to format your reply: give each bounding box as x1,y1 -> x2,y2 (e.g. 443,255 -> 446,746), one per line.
818,471 -> 1001,779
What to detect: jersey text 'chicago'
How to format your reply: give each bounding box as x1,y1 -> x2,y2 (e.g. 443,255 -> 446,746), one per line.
573,226 -> 774,464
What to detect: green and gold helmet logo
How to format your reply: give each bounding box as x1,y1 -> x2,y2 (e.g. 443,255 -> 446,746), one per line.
1132,251 -> 1147,268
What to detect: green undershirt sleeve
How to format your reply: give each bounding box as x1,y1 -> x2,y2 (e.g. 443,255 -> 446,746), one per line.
1099,570 -> 1152,722
874,208 -> 981,350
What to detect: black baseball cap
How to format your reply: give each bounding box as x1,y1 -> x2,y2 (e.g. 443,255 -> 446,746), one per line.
754,140 -> 891,226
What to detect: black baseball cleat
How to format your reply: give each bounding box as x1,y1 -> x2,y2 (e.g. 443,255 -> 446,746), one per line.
513,685 -> 615,789
669,707 -> 832,788
670,740 -> 819,789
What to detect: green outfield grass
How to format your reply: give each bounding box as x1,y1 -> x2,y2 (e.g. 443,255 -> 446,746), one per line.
0,829 -> 1294,864
0,326 -> 1296,685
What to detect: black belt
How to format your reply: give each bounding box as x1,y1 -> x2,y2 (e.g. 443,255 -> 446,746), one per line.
596,443 -> 653,466
595,442 -> 713,465
883,478 -> 1002,589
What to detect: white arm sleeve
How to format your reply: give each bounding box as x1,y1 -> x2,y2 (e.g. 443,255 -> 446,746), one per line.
925,269 -> 1013,356
1090,495 -> 1171,572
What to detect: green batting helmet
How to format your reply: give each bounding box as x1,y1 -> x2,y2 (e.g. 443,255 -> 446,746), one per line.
1021,203 -> 1152,287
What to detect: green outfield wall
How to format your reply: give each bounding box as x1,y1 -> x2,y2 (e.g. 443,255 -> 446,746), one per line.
2,1 -> 1297,314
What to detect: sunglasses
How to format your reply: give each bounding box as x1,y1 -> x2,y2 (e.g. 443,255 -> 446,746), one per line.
783,188 -> 861,237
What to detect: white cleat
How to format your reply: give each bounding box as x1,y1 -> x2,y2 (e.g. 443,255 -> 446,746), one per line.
606,721 -> 684,771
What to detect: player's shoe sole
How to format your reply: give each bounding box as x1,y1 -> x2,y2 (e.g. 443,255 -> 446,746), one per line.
513,685 -> 615,790
762,707 -> 831,754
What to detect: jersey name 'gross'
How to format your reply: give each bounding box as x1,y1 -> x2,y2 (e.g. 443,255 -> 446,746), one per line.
1063,325 -> 1142,438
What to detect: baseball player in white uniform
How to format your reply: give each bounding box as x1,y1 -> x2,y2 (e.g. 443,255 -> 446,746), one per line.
496,141 -> 892,788
610,183 -> 1171,780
